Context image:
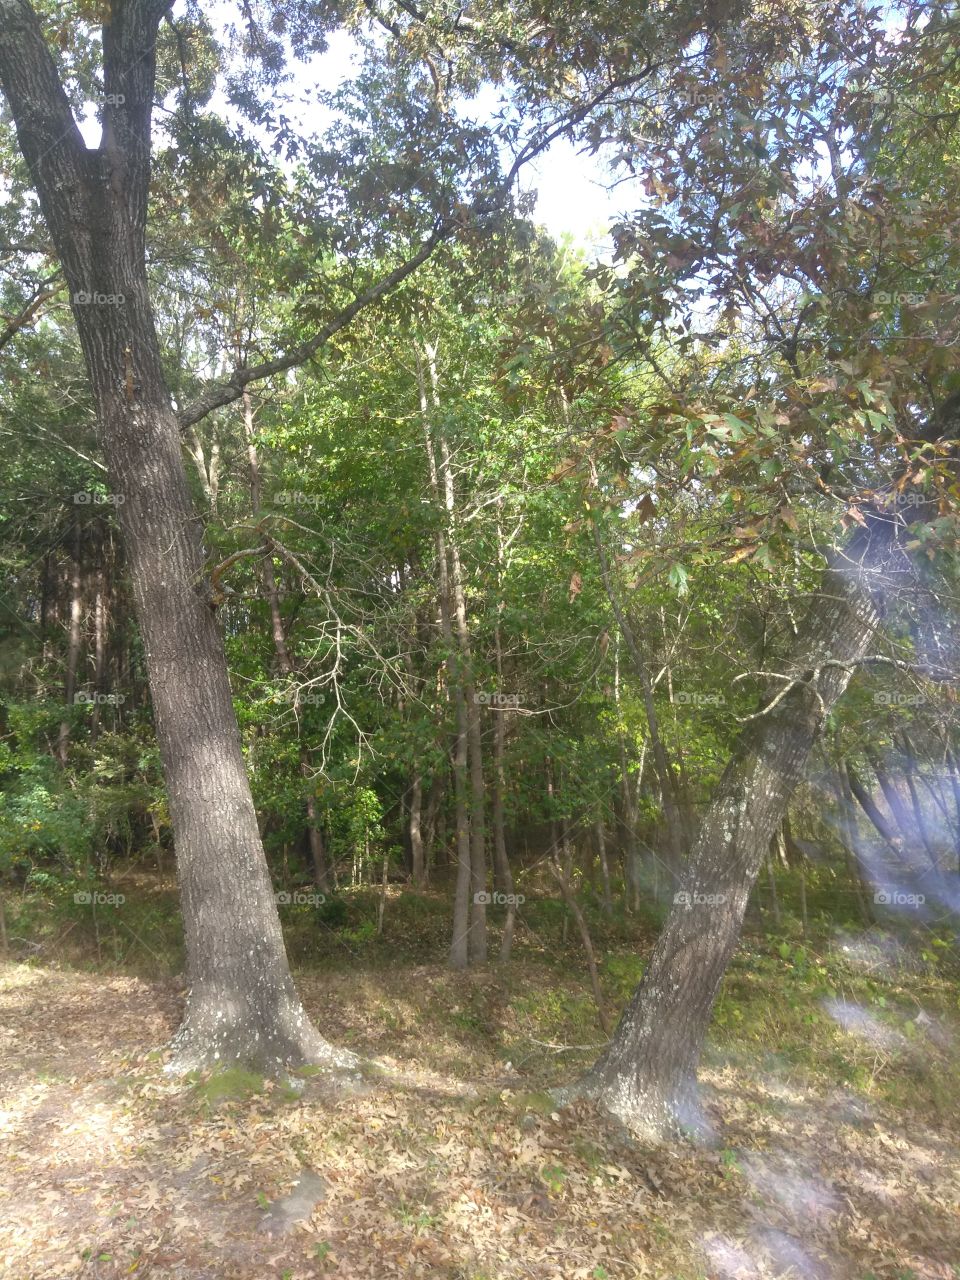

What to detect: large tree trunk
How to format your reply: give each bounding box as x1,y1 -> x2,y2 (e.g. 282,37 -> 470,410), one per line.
573,542 -> 890,1139
0,0 -> 348,1075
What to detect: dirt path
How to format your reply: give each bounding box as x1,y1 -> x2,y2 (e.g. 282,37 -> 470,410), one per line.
1,962 -> 958,1279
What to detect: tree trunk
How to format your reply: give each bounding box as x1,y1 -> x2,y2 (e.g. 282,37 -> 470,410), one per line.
868,752 -> 915,850
56,527 -> 83,765
418,352 -> 472,967
0,0 -> 348,1075
89,549 -> 108,743
493,507 -> 518,960
572,542 -> 889,1139
420,342 -> 486,965
432,346 -> 487,964
409,773 -> 426,888
837,760 -> 874,924
846,764 -> 902,852
595,819 -> 613,917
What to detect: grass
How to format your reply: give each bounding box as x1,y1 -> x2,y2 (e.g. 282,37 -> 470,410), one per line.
5,864 -> 960,1119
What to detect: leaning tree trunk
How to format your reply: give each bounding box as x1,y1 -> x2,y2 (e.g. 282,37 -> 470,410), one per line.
573,536 -> 892,1139
0,0 -> 349,1075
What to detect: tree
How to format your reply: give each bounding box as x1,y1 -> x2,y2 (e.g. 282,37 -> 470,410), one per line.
561,2 -> 960,1137
0,0 -> 358,1072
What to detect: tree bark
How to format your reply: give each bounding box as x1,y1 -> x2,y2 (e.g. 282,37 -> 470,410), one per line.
56,525 -> 83,765
595,818 -> 613,917
846,764 -> 901,852
409,773 -> 426,888
573,537 -> 890,1139
431,345 -> 487,964
418,352 -> 472,967
836,760 -> 873,924
89,541 -> 108,743
0,0 -> 348,1074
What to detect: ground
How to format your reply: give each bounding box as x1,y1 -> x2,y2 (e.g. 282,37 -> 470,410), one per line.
1,887 -> 958,1279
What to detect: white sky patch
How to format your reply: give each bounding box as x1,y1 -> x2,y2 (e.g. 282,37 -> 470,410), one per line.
521,137 -> 622,255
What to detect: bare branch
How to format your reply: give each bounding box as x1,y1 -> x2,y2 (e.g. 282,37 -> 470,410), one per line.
176,224 -> 450,428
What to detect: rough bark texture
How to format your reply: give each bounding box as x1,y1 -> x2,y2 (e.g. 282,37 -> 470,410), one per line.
0,0 -> 349,1075
573,534 -> 894,1139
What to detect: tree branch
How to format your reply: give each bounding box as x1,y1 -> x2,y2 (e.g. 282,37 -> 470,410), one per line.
176,223 -> 451,428
0,271 -> 61,353
0,0 -> 89,231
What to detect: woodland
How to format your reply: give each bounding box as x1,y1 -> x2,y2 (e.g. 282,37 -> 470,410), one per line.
0,1 -> 959,1277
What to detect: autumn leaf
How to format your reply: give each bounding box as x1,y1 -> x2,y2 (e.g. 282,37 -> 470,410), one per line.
725,543 -> 759,564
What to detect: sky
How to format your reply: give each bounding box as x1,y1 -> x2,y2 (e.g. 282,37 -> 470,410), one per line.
71,7 -> 628,257
106,6 -> 624,257
286,25 -> 625,255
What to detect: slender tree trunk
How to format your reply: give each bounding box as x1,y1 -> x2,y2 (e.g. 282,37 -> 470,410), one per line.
898,735 -> 940,870
595,819 -> 613,918
433,348 -> 487,964
90,550 -> 108,743
837,760 -> 874,923
573,541 -> 889,1139
493,508 -> 518,960
418,353 -> 472,967
57,528 -> 83,765
0,1 -> 347,1074
550,851 -> 612,1035
421,342 -> 486,964
409,773 -> 426,888
868,752 -> 915,850
423,774 -> 441,881
846,764 -> 902,851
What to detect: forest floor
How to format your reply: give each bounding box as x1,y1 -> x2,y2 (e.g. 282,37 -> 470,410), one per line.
1,886 -> 959,1280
